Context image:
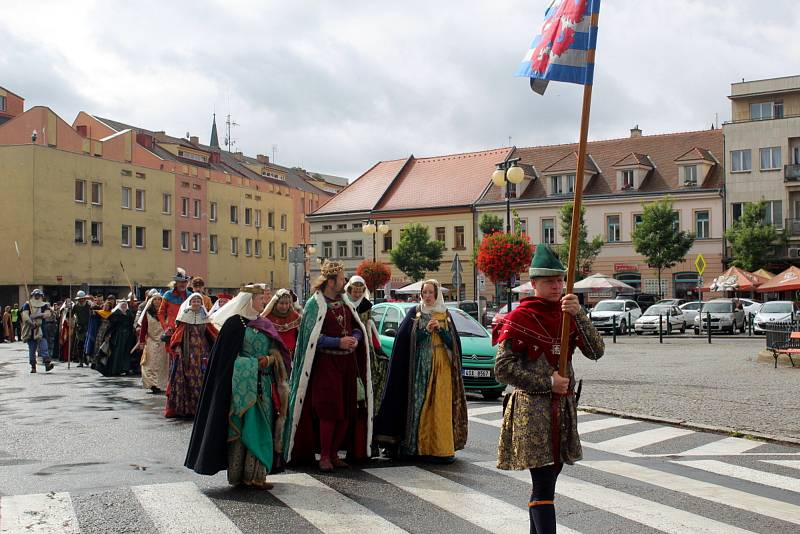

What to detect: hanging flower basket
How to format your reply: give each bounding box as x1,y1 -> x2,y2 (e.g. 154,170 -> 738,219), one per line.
476,232 -> 534,283
355,260 -> 392,292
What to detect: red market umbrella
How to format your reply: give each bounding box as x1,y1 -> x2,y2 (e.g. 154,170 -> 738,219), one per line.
756,266 -> 800,293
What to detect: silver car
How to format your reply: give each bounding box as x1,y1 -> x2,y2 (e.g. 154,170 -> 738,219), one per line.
679,301 -> 703,325
693,299 -> 746,334
635,305 -> 686,334
753,301 -> 798,334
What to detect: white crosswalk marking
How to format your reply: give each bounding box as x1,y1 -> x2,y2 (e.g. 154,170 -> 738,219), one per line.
131,481 -> 242,534
270,473 -> 408,533
588,426 -> 694,452
674,460 -> 800,493
679,436 -> 764,456
582,460 -> 800,526
763,460 -> 800,471
475,462 -> 756,534
0,492 -> 80,534
466,405 -> 504,416
365,466 -> 581,534
577,416 -> 640,434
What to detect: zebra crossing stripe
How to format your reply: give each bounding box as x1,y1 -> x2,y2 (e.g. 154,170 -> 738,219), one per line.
365,466 -> 581,534
679,436 -> 764,456
269,473 -> 408,533
588,426 -> 694,452
130,481 -> 241,534
0,492 -> 80,534
577,416 -> 639,434
474,462 -> 756,534
763,460 -> 800,471
582,460 -> 800,526
673,460 -> 800,494
466,405 -> 504,416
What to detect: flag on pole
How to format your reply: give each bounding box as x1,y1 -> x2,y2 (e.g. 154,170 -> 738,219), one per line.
515,0 -> 601,94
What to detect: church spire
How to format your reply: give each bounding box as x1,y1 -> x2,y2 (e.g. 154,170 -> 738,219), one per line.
209,113 -> 220,148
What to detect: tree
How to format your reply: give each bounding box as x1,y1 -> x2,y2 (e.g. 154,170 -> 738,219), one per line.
479,213 -> 504,236
632,197 -> 695,297
556,201 -> 604,279
355,260 -> 392,292
389,223 -> 444,281
725,200 -> 786,271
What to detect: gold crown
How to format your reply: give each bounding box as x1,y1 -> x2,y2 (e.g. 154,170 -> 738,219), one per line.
321,260 -> 344,277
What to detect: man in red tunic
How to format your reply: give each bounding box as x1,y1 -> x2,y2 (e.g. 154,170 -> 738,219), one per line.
158,268 -> 191,334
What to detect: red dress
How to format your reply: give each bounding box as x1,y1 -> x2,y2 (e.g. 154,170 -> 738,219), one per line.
266,310 -> 301,356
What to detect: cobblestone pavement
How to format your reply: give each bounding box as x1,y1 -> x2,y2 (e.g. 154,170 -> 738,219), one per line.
573,334 -> 800,441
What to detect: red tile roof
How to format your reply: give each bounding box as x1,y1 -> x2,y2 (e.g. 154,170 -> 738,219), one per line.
612,152 -> 653,167
541,151 -> 600,173
675,147 -> 716,163
313,158 -> 409,214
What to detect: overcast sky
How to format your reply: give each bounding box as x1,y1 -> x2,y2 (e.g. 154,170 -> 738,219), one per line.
2,1 -> 798,179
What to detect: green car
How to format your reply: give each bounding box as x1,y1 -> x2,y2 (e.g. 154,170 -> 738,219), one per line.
371,302 -> 505,400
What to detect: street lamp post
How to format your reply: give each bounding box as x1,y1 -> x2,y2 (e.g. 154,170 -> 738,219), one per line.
362,219 -> 390,262
298,242 -> 316,301
491,157 -> 525,313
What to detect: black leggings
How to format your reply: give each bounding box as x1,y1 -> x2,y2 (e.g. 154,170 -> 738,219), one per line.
528,464 -> 563,534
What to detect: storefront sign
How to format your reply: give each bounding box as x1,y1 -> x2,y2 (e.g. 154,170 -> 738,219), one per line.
613,263 -> 638,272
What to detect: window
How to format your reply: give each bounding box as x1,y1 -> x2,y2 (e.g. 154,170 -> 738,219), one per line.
566,174 -> 576,194
383,231 -> 393,252
75,180 -> 86,202
255,239 -> 262,257
550,176 -> 563,195
606,215 -> 621,242
337,223 -> 348,230
135,189 -> 145,211
281,243 -> 287,259
633,213 -> 644,229
121,225 -> 131,247
135,226 -> 145,248
695,211 -> 710,239
230,205 -> 239,223
192,233 -> 201,252
121,169 -> 132,177
231,237 -> 239,255
255,209 -> 262,228
91,182 -> 102,205
162,193 -> 172,214
90,222 -> 102,245
683,165 -> 697,185
121,187 -> 131,209
209,202 -> 218,222
193,199 -> 201,219
177,149 -> 207,163
454,226 -> 466,249
0,96 -> 5,111
245,238 -> 253,256
519,218 -> 529,235
732,202 -> 745,222
644,279 -> 668,295
760,147 -> 781,170
281,214 -> 287,230
381,307 -> 402,335
352,222 -> 362,230
542,218 -> 555,244
180,231 -> 189,251
763,200 -> 783,228
268,211 -> 275,229
622,170 -> 634,189
244,207 -> 252,226
322,241 -> 333,258
268,241 -> 275,258
180,197 -> 189,217
74,220 -> 86,243
135,172 -> 145,180
507,181 -> 517,197
353,239 -> 363,257
436,227 -> 446,243
162,229 -> 172,250
322,224 -> 333,231
731,149 -> 752,172
209,234 -> 218,254
750,101 -> 783,121
337,240 -> 348,257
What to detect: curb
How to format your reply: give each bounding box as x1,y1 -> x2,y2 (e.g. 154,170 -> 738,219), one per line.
578,405 -> 800,447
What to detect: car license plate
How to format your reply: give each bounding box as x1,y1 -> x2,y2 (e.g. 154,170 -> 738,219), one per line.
462,369 -> 491,378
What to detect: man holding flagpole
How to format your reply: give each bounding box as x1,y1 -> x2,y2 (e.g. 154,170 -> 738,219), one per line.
496,1 -> 604,532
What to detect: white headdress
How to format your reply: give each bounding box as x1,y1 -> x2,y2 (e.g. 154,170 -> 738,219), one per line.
209,284 -> 266,329
262,288 -> 293,318
111,300 -> 129,314
419,279 -> 447,314
344,275 -> 371,309
176,292 -> 209,325
137,291 -> 164,327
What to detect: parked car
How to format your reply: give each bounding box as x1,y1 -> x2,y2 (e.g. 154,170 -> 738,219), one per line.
490,301 -> 521,330
693,299 -> 746,334
371,302 -> 505,400
616,293 -> 659,310
656,298 -> 687,307
753,300 -> 798,334
446,300 -> 485,324
679,301 -> 704,325
736,298 -> 762,317
590,299 -> 642,334
634,305 -> 685,334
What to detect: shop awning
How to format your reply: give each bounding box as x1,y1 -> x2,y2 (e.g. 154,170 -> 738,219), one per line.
704,266 -> 768,292
752,268 -> 776,280
756,266 -> 800,293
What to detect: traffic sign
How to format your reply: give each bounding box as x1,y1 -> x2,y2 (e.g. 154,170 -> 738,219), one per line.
694,254 -> 706,276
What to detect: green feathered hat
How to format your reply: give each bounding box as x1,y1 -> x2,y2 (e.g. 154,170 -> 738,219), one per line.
529,244 -> 566,278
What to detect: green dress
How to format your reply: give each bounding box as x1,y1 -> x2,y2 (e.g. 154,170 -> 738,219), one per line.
227,326 -> 277,485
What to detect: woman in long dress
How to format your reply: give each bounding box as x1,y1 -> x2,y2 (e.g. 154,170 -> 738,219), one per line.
89,300 -> 114,368
97,299 -> 135,377
374,279 -> 468,461
165,293 -> 218,418
3,306 -> 14,342
261,289 -> 301,371
185,284 -> 289,489
137,293 -> 169,394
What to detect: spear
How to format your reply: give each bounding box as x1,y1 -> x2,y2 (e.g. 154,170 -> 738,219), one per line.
14,241 -> 29,298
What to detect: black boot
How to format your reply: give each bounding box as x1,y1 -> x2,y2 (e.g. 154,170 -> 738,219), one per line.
44,360 -> 54,372
30,364 -> 36,373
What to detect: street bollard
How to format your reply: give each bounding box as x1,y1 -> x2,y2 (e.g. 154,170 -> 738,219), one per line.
707,311 -> 712,344
659,314 -> 663,343
612,314 -> 617,343
628,312 -> 632,336
748,313 -> 753,336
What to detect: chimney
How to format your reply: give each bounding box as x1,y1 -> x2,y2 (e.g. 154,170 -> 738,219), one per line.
630,125 -> 642,138
189,135 -> 199,145
234,151 -> 245,161
256,154 -> 269,164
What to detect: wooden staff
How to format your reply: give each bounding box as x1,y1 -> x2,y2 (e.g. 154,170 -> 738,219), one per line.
119,261 -> 135,300
66,308 -> 74,370
13,241 -> 29,298
558,12 -> 599,378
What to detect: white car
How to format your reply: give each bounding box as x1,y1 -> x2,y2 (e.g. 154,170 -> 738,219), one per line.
635,305 -> 686,334
679,301 -> 703,325
737,298 -> 762,317
753,301 -> 798,334
589,299 -> 642,334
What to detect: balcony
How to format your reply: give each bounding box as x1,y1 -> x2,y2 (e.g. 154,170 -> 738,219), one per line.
785,164 -> 800,181
786,219 -> 800,236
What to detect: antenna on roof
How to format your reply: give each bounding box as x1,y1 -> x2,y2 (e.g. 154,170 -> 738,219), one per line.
224,113 -> 239,153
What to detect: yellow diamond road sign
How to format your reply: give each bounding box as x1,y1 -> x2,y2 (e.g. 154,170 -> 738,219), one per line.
695,254 -> 706,276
